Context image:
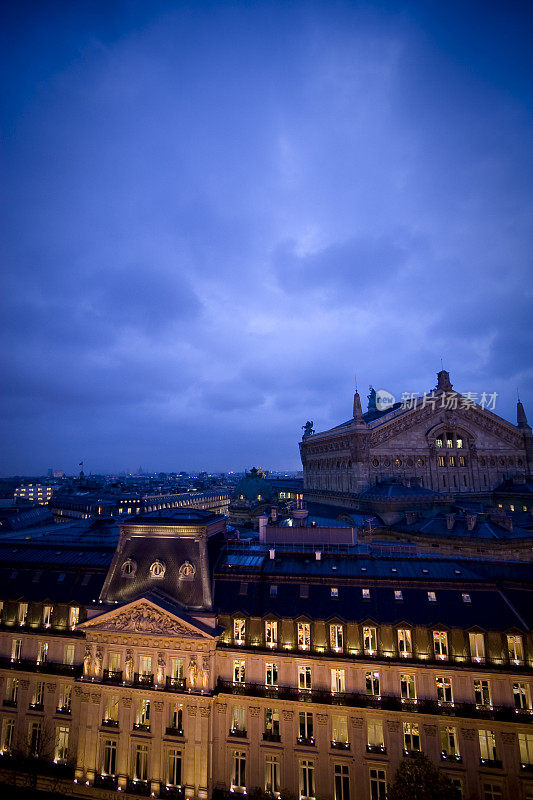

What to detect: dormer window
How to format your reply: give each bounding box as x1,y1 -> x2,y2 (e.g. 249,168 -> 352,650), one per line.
149,561 -> 166,579
179,561 -> 195,579
121,560 -> 137,578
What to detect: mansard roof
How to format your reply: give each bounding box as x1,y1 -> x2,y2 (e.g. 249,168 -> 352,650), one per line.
213,578 -> 531,631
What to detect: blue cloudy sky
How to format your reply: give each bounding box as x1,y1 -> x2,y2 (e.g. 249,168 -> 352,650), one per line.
2,0 -> 532,474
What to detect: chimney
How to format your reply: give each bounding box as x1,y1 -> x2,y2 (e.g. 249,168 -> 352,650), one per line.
271,506 -> 278,522
258,515 -> 268,543
445,513 -> 455,531
466,514 -> 477,531
498,515 -> 513,532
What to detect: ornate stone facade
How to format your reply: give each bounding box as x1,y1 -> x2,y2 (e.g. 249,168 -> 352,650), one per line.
300,371 -> 533,501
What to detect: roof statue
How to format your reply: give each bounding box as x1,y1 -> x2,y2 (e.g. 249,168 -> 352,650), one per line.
302,420 -> 315,438
367,386 -> 377,412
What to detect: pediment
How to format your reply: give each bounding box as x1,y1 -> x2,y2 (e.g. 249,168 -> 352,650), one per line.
79,597 -> 216,639
369,400 -> 521,449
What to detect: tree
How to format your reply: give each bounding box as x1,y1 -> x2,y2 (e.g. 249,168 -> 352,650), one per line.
388,752 -> 461,800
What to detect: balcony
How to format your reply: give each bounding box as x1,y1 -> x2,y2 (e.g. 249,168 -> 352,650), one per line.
166,676 -> 186,692
134,673 -> 154,688
0,656 -> 80,678
440,752 -> 462,763
2,699 -> 17,708
297,736 -> 315,746
479,758 -> 503,769
126,778 -> 150,796
331,740 -> 350,750
94,774 -> 118,790
103,669 -> 123,684
520,764 -> 533,772
366,744 -> 387,755
262,732 -> 281,742
29,702 -> 44,712
228,728 -> 247,738
56,706 -> 71,715
132,723 -> 151,733
165,727 -> 184,737
101,718 -> 119,728
215,680 -> 526,723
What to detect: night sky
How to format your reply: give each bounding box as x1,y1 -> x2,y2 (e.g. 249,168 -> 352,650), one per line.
2,1 -> 532,475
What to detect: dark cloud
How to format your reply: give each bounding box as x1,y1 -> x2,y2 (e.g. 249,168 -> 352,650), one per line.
1,0 -> 532,473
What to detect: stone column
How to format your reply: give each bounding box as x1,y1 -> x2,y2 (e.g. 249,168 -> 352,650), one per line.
73,687 -> 90,783
150,700 -> 164,796
198,705 -> 211,799
117,695 -> 133,791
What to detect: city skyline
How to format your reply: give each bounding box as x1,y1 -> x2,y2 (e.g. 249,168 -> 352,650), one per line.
2,0 -> 532,475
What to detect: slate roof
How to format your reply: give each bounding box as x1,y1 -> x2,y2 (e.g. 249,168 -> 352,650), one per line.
213,579 -> 530,631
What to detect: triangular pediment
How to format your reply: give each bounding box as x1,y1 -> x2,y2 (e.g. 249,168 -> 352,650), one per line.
79,597 -> 217,639
369,398 -> 521,449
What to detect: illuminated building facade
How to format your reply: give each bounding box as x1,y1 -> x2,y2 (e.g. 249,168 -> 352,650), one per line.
0,508 -> 532,800
300,371 -> 533,505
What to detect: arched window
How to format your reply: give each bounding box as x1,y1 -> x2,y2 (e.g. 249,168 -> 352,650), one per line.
121,559 -> 137,578
179,561 -> 195,579
149,561 -> 166,579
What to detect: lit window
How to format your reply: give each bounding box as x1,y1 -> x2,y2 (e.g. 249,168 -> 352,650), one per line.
265,620 -> 278,648
18,602 -> 28,626
68,606 -> 80,628
438,455 -> 445,467
11,639 -> 22,662
365,671 -> 380,697
513,682 -> 531,710
168,749 -> 182,787
134,743 -> 149,781
436,676 -> 453,704
519,732 -> 533,766
233,618 -> 246,645
265,662 -> 278,687
462,593 -> 471,603
400,674 -> 416,701
362,588 -> 370,599
507,635 -> 524,664
231,705 -> 246,734
298,665 -> 312,691
403,721 -> 420,752
367,719 -> 384,749
270,585 -> 277,597
331,587 -> 339,597
474,679 -> 491,708
297,622 -> 310,650
331,668 -> 345,694
394,590 -> 403,601
433,631 -> 448,659
427,591 -> 436,602
330,624 -> 344,652
469,632 -> 485,663
54,725 -> 69,763
43,605 -> 53,628
265,753 -> 280,794
436,438 -> 443,448
397,628 -> 412,657
441,725 -> 459,757
363,626 -> 377,655
478,729 -> 497,763
37,642 -> 48,664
